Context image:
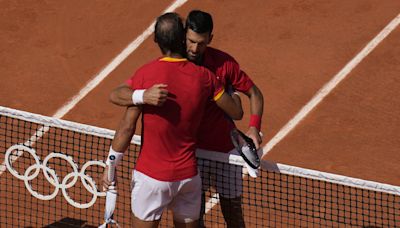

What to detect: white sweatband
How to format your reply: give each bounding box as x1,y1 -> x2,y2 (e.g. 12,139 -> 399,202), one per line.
132,89 -> 146,105
105,146 -> 124,166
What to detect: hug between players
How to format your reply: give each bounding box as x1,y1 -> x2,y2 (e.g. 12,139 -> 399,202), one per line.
102,10 -> 264,228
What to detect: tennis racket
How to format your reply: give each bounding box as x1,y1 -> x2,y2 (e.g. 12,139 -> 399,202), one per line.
230,128 -> 260,169
99,155 -> 119,228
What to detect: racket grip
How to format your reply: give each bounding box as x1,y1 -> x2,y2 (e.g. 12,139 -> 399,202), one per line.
108,165 -> 115,182
107,155 -> 117,182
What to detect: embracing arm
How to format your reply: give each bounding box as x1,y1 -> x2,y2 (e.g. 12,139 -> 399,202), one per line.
215,92 -> 244,120
109,84 -> 135,107
109,83 -> 169,107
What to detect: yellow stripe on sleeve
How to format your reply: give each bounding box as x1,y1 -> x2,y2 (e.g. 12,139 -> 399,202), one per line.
213,88 -> 225,101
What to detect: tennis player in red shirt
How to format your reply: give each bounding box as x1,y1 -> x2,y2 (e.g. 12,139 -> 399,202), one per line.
109,10 -> 264,228
103,13 -> 243,228
185,10 -> 264,228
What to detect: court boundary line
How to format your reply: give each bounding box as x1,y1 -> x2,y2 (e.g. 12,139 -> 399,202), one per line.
0,0 -> 189,175
53,0 -> 189,119
261,13 -> 400,157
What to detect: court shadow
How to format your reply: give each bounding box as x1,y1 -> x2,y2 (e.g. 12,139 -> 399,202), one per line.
42,217 -> 97,228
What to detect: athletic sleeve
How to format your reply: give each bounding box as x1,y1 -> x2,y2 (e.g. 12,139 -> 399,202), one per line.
125,77 -> 134,88
125,70 -> 144,90
206,69 -> 225,101
225,58 -> 255,93
213,86 -> 225,101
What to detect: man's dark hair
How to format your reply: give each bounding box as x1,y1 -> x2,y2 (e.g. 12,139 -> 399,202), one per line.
154,12 -> 185,55
186,10 -> 213,34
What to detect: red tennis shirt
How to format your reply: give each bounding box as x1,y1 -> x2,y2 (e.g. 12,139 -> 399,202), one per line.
197,47 -> 255,153
126,57 -> 224,181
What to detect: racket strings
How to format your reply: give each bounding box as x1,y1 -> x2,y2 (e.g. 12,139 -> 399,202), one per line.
231,129 -> 260,169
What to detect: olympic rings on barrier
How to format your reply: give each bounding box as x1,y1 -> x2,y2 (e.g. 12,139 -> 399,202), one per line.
5,144 -> 106,209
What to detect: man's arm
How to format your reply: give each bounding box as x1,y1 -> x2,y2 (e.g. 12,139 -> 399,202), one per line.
230,92 -> 243,120
102,106 -> 142,190
111,106 -> 142,151
109,83 -> 169,107
225,55 -> 264,148
215,92 -> 244,121
242,85 -> 264,149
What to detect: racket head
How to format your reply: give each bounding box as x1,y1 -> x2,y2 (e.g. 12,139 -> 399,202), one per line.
230,128 -> 260,169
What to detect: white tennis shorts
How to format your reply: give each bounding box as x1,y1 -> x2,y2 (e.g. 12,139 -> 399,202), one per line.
131,170 -> 202,223
197,148 -> 243,198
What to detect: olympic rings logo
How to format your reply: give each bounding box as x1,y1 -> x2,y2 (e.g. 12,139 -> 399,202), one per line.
5,144 -> 106,209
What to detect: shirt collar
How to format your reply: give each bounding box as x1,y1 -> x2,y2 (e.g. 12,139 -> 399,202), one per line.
159,57 -> 188,62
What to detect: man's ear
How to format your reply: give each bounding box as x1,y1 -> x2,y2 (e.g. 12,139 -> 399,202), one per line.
208,34 -> 213,44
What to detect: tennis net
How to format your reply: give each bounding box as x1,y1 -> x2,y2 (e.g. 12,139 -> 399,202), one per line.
1,106 -> 399,227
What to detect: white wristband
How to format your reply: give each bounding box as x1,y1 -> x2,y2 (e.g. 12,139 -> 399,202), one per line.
132,89 -> 146,105
105,146 -> 124,166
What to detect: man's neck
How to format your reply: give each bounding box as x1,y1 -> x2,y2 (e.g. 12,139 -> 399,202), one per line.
194,55 -> 204,66
164,51 -> 184,59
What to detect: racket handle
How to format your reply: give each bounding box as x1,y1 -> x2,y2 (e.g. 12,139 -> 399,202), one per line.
108,165 -> 115,182
107,155 -> 117,182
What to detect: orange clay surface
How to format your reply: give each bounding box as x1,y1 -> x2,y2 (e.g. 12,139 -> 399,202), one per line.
1,0 -> 400,192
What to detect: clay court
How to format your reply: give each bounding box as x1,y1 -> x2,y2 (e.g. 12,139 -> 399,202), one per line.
1,0 -> 400,227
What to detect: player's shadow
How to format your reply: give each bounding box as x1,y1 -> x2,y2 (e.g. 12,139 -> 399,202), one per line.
40,217 -> 97,228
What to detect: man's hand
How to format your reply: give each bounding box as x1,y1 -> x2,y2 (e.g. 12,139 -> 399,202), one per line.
143,84 -> 168,106
246,127 -> 262,149
102,166 -> 116,191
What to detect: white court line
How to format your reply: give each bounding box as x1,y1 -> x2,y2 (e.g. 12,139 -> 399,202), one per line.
205,12 -> 400,215
261,13 -> 400,157
53,0 -> 189,118
0,0 -> 189,175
